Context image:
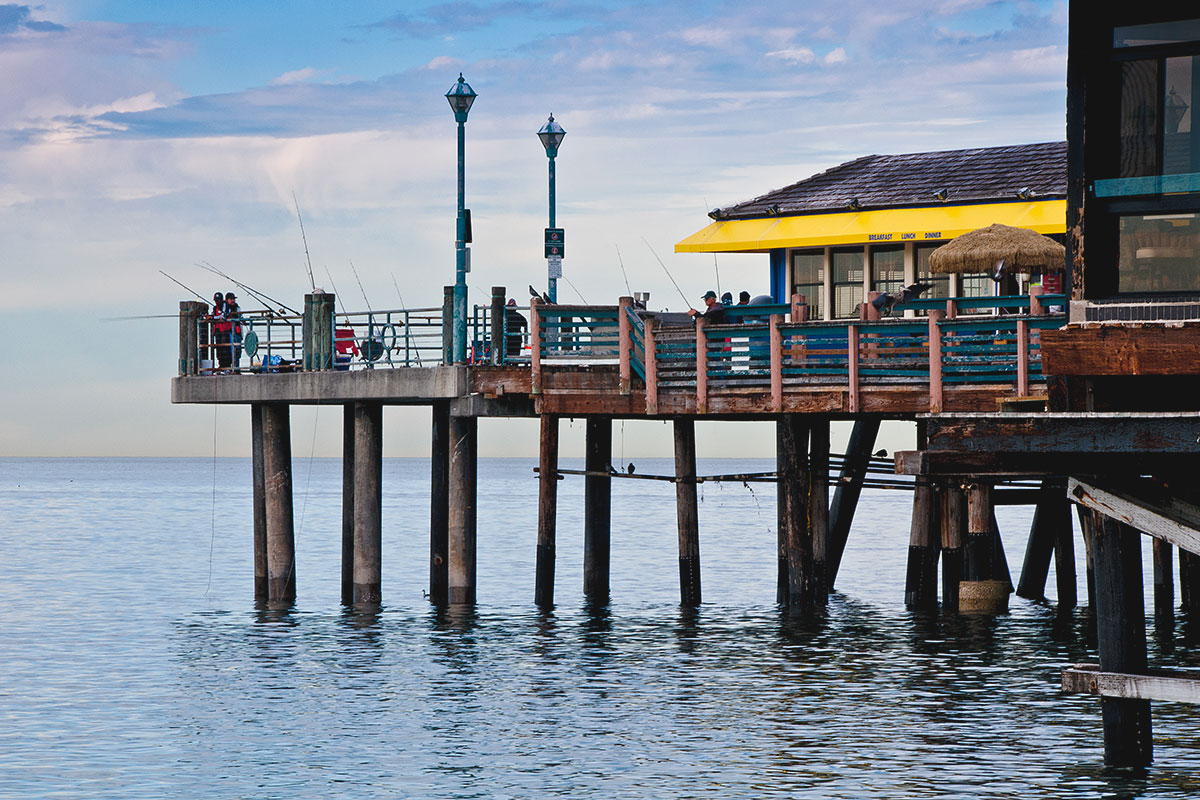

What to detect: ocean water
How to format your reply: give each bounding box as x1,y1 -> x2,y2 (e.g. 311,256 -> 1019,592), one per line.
1,457 -> 1198,799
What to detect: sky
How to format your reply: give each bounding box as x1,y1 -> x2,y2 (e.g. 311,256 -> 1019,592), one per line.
0,0 -> 1069,459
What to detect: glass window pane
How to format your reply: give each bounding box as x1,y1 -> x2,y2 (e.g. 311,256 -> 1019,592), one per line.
831,249 -> 863,319
961,274 -> 993,297
1164,56 -> 1199,175
791,250 -> 824,319
1118,213 -> 1200,292
1121,59 -> 1160,178
915,244 -> 951,302
1115,19 -> 1200,48
871,246 -> 905,298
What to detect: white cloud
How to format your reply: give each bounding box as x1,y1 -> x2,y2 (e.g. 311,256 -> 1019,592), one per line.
766,47 -> 815,65
824,47 -> 847,65
270,67 -> 322,85
423,55 -> 461,71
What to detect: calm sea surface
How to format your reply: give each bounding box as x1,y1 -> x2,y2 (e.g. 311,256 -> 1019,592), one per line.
1,457 -> 1198,799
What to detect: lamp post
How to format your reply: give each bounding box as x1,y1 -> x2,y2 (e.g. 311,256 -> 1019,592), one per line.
446,73 -> 477,363
537,113 -> 565,303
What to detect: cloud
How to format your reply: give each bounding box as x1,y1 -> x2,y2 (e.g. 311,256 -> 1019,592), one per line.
365,1 -> 541,38
0,4 -> 66,35
767,47 -> 815,65
823,47 -> 847,64
270,67 -> 324,86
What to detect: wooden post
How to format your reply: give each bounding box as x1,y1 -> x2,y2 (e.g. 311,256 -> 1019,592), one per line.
941,484 -> 966,612
1055,504 -> 1078,610
341,404 -> 355,605
945,298 -> 958,319
352,402 -> 383,604
535,415 -> 558,607
928,310 -> 944,413
992,511 -> 1013,592
1017,319 -> 1030,397
442,286 -> 454,365
863,292 -> 882,321
1092,515 -> 1153,767
1181,548 -> 1200,617
1017,479 -> 1060,601
966,483 -> 993,581
1030,284 -> 1046,316
828,418 -> 881,587
1153,539 -> 1175,638
777,415 -> 814,610
303,292 -> 335,371
261,403 -> 295,604
810,417 -> 830,606
644,317 -> 659,415
448,414 -> 478,605
695,317 -> 708,414
618,296 -> 633,395
429,401 -> 450,605
790,293 -> 803,323
847,324 -> 860,413
490,285 -> 506,364
251,404 -> 267,601
769,314 -> 783,413
178,300 -> 207,375
530,297 -> 542,394
1079,504 -> 1098,611
584,417 -> 612,603
674,419 -> 701,606
905,479 -> 940,611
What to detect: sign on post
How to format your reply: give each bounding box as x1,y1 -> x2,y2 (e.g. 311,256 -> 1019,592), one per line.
544,228 -> 564,258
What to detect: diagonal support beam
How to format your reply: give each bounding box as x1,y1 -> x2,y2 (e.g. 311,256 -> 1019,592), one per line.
1069,477 -> 1200,555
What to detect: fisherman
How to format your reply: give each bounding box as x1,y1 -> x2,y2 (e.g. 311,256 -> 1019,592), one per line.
224,291 -> 242,369
505,298 -> 527,359
688,290 -> 726,324
737,291 -> 751,305
205,292 -> 225,364
720,291 -> 733,306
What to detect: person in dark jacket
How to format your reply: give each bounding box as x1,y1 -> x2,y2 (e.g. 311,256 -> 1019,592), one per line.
689,290 -> 726,324
504,298 -> 527,359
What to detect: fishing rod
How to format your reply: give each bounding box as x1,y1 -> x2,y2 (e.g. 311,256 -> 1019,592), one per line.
323,266 -> 349,315
293,192 -> 316,292
642,237 -> 692,309
615,244 -> 633,296
348,259 -> 373,315
704,197 -> 721,296
159,270 -> 209,303
390,272 -> 409,310
562,275 -> 589,304
197,261 -> 300,316
390,272 -> 422,366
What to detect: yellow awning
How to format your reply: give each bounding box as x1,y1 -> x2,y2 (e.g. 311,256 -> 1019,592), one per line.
674,199 -> 1066,253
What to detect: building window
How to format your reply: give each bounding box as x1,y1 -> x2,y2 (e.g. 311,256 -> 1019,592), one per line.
1118,212 -> 1200,292
1117,53 -> 1200,181
832,248 -> 863,318
871,245 -> 905,298
961,273 -> 994,297
915,244 -> 951,304
791,250 -> 824,320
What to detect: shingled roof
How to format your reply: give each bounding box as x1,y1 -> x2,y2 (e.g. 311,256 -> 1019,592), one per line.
714,141 -> 1066,221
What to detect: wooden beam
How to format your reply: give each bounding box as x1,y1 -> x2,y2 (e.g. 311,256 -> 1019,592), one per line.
1063,664 -> 1200,705
644,317 -> 658,415
769,314 -> 782,413
618,296 -> 632,395
847,325 -> 860,413
695,317 -> 708,415
927,413 -> 1200,456
828,418 -> 880,588
1041,324 -> 1200,376
1069,477 -> 1200,556
928,310 -> 944,413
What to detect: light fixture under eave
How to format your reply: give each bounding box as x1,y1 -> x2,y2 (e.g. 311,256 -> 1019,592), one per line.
847,198 -> 862,210
1015,187 -> 1033,200
933,188 -> 949,202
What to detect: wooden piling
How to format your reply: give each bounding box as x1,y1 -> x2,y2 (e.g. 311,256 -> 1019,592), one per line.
442,286 -> 454,366
178,300 -> 207,376
1153,538 -> 1175,637
809,417 -> 830,605
352,401 -> 383,604
674,418 -> 701,606
828,418 -> 881,588
905,479 -> 940,611
618,296 -> 633,395
584,417 -> 613,602
695,318 -> 708,414
992,511 -> 1014,592
490,286 -> 506,364
1078,504 -> 1097,610
429,401 -> 450,605
644,317 -> 659,415
941,484 -> 966,612
251,404 -> 267,601
341,404 -> 355,605
1180,548 -> 1200,617
1054,492 -> 1078,610
302,292 -> 335,371
535,415 -> 559,607
261,403 -> 295,604
928,310 -> 945,413
777,415 -> 815,610
447,414 -> 478,605
1092,514 -> 1153,767
1017,479 -> 1062,601
966,483 -> 994,581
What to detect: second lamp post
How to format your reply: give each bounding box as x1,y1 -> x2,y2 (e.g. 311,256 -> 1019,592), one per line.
537,114 -> 566,303
446,73 -> 477,364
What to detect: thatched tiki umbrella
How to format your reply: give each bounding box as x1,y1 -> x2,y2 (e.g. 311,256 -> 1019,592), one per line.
928,223 -> 1065,277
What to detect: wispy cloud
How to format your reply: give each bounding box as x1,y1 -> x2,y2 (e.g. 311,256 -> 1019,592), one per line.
0,4 -> 67,35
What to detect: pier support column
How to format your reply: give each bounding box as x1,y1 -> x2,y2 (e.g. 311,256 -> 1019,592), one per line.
341,404 -> 355,605
828,418 -> 880,589
251,404 -> 267,601
1153,539 -> 1175,638
535,415 -> 559,607
1017,480 -> 1060,600
1078,504 -> 1097,611
1180,548 -> 1200,617
448,414 -> 478,605
940,484 -> 966,612
674,419 -> 701,606
261,403 -> 295,604
810,417 -> 830,606
777,415 -> 815,611
584,417 -> 612,603
1092,514 -> 1153,767
905,479 -> 940,611
352,402 -> 383,604
966,484 -> 994,581
1054,492 -> 1078,610
429,402 -> 450,605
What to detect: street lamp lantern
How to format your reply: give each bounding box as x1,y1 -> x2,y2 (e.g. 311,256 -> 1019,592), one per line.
446,73 -> 477,364
445,73 -> 476,122
538,113 -> 565,303
537,113 -> 565,156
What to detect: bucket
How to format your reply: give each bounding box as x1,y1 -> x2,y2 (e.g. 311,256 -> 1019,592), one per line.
958,580 -> 1011,614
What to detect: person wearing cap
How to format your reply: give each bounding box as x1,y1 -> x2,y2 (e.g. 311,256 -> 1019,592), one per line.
737,291 -> 751,305
224,292 -> 243,368
689,290 -> 726,324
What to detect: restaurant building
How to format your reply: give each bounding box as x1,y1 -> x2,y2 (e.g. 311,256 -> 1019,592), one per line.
675,142 -> 1066,319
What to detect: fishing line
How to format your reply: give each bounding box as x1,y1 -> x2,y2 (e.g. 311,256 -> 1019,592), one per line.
204,405 -> 218,597
703,197 -> 721,296
293,192 -> 316,292
562,275 -> 588,303
643,237 -> 692,309
615,245 -> 633,296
